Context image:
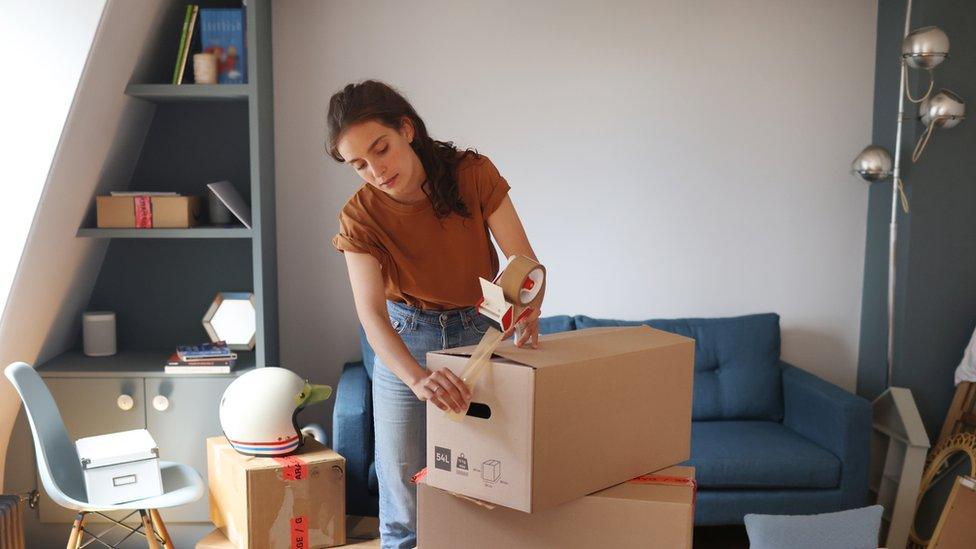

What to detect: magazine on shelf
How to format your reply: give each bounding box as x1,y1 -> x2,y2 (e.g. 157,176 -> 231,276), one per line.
206,181 -> 251,228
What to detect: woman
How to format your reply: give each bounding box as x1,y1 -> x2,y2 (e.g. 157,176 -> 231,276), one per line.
327,80 -> 542,549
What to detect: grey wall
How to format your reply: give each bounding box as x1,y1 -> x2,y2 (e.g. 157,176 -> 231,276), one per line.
859,0 -> 976,441
273,0 -> 879,439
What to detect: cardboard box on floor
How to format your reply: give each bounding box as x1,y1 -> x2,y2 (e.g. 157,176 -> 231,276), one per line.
196,528 -> 379,549
96,195 -> 204,228
207,436 -> 346,549
425,325 -> 694,513
418,465 -> 696,549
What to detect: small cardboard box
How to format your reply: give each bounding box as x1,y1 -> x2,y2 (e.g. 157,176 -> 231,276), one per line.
418,465 -> 696,549
75,428 -> 163,505
196,528 -> 381,549
96,195 -> 204,228
207,436 -> 346,549
425,325 -> 694,513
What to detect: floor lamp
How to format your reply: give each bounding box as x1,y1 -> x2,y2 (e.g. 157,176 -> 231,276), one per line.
850,2 -> 964,547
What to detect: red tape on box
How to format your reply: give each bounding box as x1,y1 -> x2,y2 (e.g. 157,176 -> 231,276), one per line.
411,467 -> 428,485
290,515 -> 308,549
134,196 -> 152,228
274,455 -> 308,481
629,473 -> 698,512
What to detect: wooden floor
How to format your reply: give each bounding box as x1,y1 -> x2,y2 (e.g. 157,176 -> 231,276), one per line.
346,517 -> 750,548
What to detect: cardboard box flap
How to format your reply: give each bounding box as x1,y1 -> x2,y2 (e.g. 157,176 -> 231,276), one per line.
430,326 -> 691,369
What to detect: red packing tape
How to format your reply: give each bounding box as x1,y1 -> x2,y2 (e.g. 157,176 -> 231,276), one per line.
134,196 -> 152,228
274,455 -> 308,481
290,515 -> 308,549
411,467 -> 428,485
629,474 -> 698,512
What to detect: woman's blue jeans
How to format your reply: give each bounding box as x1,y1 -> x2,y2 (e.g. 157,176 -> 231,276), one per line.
372,300 -> 492,549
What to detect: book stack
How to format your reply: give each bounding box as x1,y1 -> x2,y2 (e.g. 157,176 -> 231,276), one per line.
165,341 -> 236,374
172,4 -> 247,85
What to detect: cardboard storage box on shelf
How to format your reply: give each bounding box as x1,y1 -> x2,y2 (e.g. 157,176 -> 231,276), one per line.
96,195 -> 204,228
426,325 -> 694,513
418,465 -> 696,549
207,436 -> 346,549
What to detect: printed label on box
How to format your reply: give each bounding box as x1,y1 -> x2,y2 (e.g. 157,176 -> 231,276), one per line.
434,446 -> 452,472
290,515 -> 308,549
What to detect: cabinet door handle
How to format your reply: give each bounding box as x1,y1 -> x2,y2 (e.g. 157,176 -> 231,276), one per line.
152,395 -> 170,412
117,394 -> 134,411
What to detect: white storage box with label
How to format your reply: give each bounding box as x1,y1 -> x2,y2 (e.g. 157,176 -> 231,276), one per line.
75,429 -> 163,504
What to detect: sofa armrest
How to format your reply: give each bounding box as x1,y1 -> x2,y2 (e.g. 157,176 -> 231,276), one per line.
332,360 -> 375,515
781,361 -> 871,507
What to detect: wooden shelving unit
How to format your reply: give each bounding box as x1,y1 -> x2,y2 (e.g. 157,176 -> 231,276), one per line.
33,0 -> 277,525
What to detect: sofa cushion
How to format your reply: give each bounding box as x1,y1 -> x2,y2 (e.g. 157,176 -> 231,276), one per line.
574,313 -> 783,421
686,421 -> 840,489
537,314 -> 576,334
745,505 -> 883,549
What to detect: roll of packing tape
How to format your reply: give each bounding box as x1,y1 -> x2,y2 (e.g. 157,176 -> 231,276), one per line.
496,255 -> 546,312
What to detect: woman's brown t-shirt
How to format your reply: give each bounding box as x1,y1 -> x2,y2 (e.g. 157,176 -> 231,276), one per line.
331,154 -> 511,311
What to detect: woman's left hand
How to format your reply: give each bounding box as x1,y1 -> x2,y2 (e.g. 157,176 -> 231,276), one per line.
505,306 -> 541,349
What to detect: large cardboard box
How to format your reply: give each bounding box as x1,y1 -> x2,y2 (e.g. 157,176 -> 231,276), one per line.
425,325 -> 694,513
207,436 -> 346,549
196,529 -> 380,549
418,465 -> 695,548
96,195 -> 204,228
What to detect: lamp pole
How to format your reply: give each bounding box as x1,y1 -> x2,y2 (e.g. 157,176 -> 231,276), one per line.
886,0 -> 913,389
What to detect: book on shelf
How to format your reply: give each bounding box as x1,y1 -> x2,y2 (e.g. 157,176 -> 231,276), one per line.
176,341 -> 232,360
166,352 -> 236,366
165,364 -> 233,374
172,5 -> 199,85
199,7 -> 247,84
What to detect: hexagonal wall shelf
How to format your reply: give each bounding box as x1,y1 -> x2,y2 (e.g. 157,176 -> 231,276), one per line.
202,292 -> 256,351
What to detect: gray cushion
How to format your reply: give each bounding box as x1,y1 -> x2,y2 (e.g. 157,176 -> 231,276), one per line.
745,505 -> 883,549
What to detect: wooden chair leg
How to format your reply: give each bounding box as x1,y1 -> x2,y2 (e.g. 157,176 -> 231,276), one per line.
149,509 -> 174,549
140,509 -> 161,549
66,512 -> 86,549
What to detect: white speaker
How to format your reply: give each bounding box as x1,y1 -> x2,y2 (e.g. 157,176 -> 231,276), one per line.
83,311 -> 117,357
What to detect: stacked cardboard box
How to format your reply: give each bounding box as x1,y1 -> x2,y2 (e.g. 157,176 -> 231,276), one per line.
419,326 -> 697,548
205,436 -> 346,549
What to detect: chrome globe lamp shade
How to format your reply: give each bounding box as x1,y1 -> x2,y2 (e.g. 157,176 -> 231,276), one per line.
852,145 -> 893,182
901,26 -> 949,70
920,89 -> 966,128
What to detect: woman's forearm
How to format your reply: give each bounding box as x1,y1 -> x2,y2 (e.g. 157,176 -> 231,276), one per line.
361,314 -> 427,386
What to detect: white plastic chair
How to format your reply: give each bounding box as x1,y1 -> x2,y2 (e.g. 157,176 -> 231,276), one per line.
4,361 -> 204,549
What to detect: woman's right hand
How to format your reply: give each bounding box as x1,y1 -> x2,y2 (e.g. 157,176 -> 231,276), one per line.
410,368 -> 472,414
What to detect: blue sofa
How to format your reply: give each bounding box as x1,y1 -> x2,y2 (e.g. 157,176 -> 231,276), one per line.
332,313 -> 871,524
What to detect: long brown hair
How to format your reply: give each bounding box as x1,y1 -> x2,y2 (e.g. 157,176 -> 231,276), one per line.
327,80 -> 478,219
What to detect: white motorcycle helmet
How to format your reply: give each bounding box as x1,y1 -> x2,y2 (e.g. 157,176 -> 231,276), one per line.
219,367 -> 332,456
